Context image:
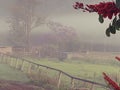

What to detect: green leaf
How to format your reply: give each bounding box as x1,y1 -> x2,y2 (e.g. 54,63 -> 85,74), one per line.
110,26 -> 116,34
112,17 -> 117,26
115,19 -> 120,30
116,0 -> 120,9
98,14 -> 104,23
109,24 -> 116,34
106,28 -> 110,37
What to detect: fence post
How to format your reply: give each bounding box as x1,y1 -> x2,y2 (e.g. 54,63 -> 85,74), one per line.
46,67 -> 49,74
34,64 -> 39,73
0,54 -> 4,63
90,73 -> 96,90
15,58 -> 19,69
7,55 -> 9,64
6,55 -> 9,64
90,83 -> 94,90
57,71 -> 62,89
8,56 -> 11,65
5,55 -> 8,64
21,60 -> 25,71
3,55 -> 6,63
38,66 -> 42,75
4,54 -> 7,64
36,65 -> 40,73
4,55 -> 8,64
28,62 -> 32,74
71,77 -> 75,90
10,57 -> 13,67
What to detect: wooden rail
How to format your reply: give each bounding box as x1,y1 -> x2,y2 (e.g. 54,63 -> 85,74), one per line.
0,53 -> 108,90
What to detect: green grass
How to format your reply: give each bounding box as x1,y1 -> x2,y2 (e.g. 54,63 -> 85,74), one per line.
0,64 -> 30,82
25,52 -> 120,84
23,54 -> 120,90
3,52 -> 119,89
29,58 -> 119,73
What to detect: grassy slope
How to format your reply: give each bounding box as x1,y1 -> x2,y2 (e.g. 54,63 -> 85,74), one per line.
36,60 -> 120,80
26,52 -> 120,83
0,64 -> 29,82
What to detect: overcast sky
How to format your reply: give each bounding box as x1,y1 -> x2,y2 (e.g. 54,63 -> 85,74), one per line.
0,0 -> 119,46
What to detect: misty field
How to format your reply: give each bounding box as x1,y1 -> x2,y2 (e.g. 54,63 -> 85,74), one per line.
26,52 -> 120,83
0,64 -> 29,82
0,52 -> 120,90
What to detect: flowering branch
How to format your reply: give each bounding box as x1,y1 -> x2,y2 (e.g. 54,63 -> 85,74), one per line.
73,1 -> 120,37
73,2 -> 120,19
103,72 -> 120,90
73,1 -> 120,90
115,56 -> 120,61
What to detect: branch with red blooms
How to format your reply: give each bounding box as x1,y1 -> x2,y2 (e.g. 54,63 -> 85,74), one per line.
102,56 -> 120,90
115,56 -> 120,61
73,0 -> 120,37
73,1 -> 120,89
103,72 -> 120,90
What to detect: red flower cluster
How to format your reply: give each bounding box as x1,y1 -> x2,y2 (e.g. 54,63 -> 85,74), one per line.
115,56 -> 120,61
73,2 -> 120,19
103,72 -> 120,90
73,2 -> 84,9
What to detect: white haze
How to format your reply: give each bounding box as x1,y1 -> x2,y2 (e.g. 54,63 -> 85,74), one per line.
0,0 -> 119,47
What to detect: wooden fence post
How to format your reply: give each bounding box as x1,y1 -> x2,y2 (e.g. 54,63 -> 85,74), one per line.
36,65 -> 40,73
21,60 -> 25,71
57,71 -> 62,89
8,56 -> 11,65
3,55 -> 6,63
4,55 -> 7,64
7,56 -> 10,64
28,63 -> 32,74
71,78 -> 75,90
35,64 -> 39,73
13,57 -> 16,68
38,66 -> 42,75
90,73 -> 96,90
10,57 -> 13,67
6,55 -> 8,64
15,58 -> 19,69
11,57 -> 15,68
5,55 -> 8,64
46,67 -> 49,74
1,54 -> 4,63
2,55 -> 6,63
12,58 -> 15,68
90,83 -> 94,90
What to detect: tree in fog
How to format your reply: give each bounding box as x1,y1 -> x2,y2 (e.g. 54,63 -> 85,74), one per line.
8,0 -> 45,51
47,21 -> 80,52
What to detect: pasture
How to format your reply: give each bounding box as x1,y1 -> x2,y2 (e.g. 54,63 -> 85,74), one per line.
26,52 -> 120,83
0,52 -> 120,90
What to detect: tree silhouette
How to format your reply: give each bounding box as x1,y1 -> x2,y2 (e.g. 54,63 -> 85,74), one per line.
8,0 -> 45,51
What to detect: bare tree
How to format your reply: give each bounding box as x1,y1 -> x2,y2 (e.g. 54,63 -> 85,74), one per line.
8,0 -> 45,52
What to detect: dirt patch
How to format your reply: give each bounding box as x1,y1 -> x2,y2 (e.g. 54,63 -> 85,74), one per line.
0,80 -> 45,90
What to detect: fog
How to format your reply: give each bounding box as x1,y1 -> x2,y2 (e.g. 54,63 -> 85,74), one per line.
0,0 -> 119,52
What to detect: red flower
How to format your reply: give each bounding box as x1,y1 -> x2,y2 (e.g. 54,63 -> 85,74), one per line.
115,56 -> 120,61
73,2 -> 120,19
73,2 -> 84,9
103,72 -> 120,90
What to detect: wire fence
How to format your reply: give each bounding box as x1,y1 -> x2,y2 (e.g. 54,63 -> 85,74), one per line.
0,53 -> 109,90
